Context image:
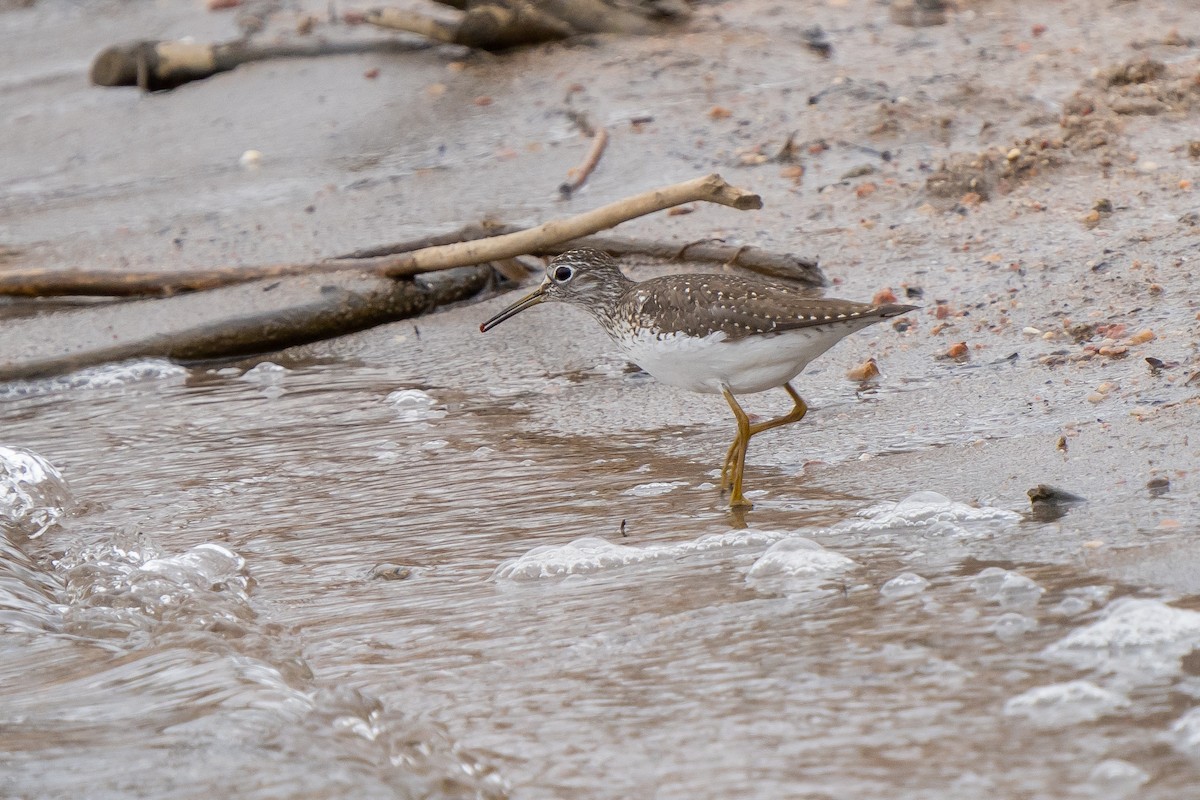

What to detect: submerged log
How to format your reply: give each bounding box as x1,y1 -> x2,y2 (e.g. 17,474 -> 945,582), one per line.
0,268 -> 490,382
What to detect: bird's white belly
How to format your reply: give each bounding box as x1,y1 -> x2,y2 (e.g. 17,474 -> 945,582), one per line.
615,327 -> 847,395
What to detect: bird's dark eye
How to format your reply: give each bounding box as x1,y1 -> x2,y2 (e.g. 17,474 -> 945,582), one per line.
553,265 -> 573,282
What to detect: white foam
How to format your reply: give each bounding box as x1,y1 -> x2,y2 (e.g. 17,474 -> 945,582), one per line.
836,491 -> 1019,536
1043,598 -> 1200,680
623,481 -> 687,497
385,388 -> 447,422
0,358 -> 186,400
1003,680 -> 1130,727
493,529 -> 792,582
0,446 -> 71,539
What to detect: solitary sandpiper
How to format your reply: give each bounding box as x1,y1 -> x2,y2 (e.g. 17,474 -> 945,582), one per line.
480,248 -> 916,508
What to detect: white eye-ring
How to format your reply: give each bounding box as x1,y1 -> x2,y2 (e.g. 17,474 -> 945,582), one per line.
553,265 -> 574,283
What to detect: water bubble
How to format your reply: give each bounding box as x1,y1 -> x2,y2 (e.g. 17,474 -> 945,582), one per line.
494,537 -> 667,580
880,571 -> 930,599
993,612 -> 1036,641
240,362 -> 288,381
1085,759 -> 1149,799
0,446 -> 72,539
492,529 -> 794,582
746,538 -> 856,579
57,539 -> 254,637
1050,596 -> 1091,617
972,567 -> 1043,610
139,543 -> 247,590
385,388 -> 447,422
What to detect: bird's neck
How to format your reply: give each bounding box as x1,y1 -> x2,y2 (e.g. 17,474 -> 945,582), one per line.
575,273 -> 636,330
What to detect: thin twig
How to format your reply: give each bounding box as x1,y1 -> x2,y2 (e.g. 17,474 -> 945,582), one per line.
559,128 -> 609,198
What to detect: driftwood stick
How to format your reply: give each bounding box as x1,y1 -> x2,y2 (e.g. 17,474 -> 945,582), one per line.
363,8 -> 463,44
373,174 -> 762,277
91,38 -> 428,92
365,3 -> 572,49
335,227 -> 822,286
364,0 -> 685,50
334,222 -> 508,260
0,175 -> 761,298
559,128 -> 609,198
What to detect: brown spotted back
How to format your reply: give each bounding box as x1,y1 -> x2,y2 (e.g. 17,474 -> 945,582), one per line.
615,273 -> 916,340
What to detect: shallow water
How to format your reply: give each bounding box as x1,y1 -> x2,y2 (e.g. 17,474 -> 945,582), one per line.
2,340 -> 1199,800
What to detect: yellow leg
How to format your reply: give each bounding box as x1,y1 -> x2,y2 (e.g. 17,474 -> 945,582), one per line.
719,383 -> 809,508
720,387 -> 753,508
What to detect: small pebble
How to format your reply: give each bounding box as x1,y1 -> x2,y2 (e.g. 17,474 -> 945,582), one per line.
1127,329 -> 1155,344
1147,476 -> 1170,497
239,149 -> 262,168
846,358 -> 880,382
369,563 -> 415,581
942,341 -> 969,360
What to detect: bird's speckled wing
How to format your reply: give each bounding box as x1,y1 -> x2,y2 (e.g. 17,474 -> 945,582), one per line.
619,273 -> 914,339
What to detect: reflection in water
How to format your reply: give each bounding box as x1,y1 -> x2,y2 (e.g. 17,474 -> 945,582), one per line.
0,359 -> 1197,799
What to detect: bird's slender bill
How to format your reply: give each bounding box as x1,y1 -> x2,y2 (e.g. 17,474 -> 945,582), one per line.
479,281 -> 550,332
